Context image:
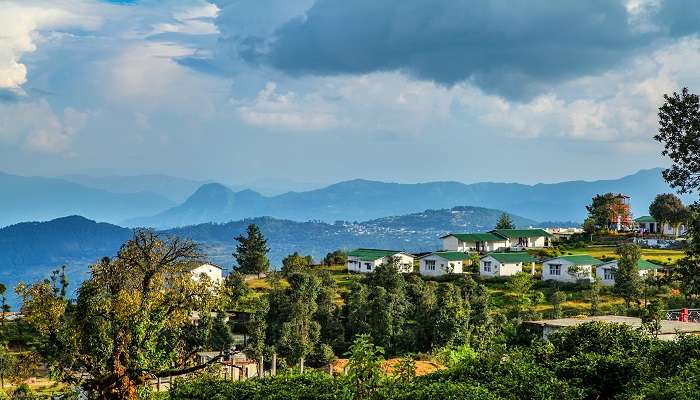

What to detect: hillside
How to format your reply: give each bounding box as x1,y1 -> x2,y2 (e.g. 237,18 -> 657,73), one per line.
60,173 -> 209,203
129,168 -> 688,228
0,172 -> 175,227
0,206 -> 531,300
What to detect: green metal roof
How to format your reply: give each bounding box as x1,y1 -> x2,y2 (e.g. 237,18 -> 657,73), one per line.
601,259 -> 662,271
550,255 -> 604,266
442,233 -> 505,242
423,251 -> 469,261
484,252 -> 536,264
347,248 -> 403,262
635,216 -> 657,223
491,229 -> 552,238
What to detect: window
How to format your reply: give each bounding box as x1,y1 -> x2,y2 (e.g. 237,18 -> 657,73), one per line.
425,260 -> 436,271
549,264 -> 561,276
604,268 -> 614,280
365,263 -> 372,271
483,261 -> 491,272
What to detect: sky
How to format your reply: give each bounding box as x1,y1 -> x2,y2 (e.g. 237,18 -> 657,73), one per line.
1,0 -> 699,188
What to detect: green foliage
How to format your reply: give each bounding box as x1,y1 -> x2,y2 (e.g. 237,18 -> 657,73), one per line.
654,87 -> 700,194
322,250 -> 347,266
281,252 -> 313,276
344,334 -> 385,399
549,290 -> 567,318
495,213 -> 515,230
233,224 -> 271,278
613,244 -> 643,309
224,271 -> 250,309
585,193 -> 629,231
649,193 -> 687,232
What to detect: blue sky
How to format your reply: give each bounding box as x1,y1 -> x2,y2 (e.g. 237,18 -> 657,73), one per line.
0,0 -> 699,188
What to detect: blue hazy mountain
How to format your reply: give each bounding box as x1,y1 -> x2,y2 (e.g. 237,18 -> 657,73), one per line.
130,168 -> 687,228
60,173 -> 210,203
0,172 -> 175,228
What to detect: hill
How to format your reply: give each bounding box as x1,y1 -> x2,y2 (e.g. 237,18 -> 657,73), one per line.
130,168 -> 688,228
0,172 -> 175,227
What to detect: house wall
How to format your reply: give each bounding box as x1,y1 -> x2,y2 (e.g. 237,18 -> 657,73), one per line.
347,254 -> 414,274
542,259 -> 593,283
191,264 -> 223,286
596,262 -> 655,286
442,236 -> 460,251
419,256 -> 463,277
480,256 -> 524,277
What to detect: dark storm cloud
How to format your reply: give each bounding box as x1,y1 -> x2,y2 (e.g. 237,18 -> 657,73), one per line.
234,0 -> 699,100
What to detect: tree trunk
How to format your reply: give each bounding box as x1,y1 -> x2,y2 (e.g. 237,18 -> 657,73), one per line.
272,353 -> 277,376
259,355 -> 264,378
299,358 -> 305,375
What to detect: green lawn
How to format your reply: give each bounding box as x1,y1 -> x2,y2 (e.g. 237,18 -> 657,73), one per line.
565,246 -> 684,265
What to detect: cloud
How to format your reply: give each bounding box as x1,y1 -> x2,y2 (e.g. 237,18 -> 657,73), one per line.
235,0 -> 699,100
0,1 -> 103,90
0,100 -> 87,154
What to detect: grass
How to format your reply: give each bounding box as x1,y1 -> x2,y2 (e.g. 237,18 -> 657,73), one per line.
565,246 -> 685,265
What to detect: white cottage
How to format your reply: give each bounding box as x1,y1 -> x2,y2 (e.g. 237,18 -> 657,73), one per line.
635,216 -> 687,236
418,251 -> 469,277
191,263 -> 224,286
441,233 -> 508,253
491,229 -> 552,249
541,255 -> 603,283
347,249 -> 415,274
596,259 -> 661,286
480,252 -> 536,277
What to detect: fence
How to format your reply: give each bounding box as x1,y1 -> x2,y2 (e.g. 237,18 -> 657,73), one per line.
665,309 -> 700,323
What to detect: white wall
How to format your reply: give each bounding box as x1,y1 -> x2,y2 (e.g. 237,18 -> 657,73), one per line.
442,236 -> 508,252
479,256 -> 524,277
596,261 -> 655,286
191,263 -> 223,286
442,236 -> 460,251
347,254 -> 414,274
419,255 -> 464,277
542,259 -> 593,283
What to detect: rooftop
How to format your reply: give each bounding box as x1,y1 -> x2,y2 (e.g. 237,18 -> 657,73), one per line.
484,252 -> 535,264
635,215 -> 657,223
600,259 -> 663,271
347,248 -> 404,261
441,232 -> 505,242
491,228 -> 552,238
422,251 -> 469,261
526,315 -> 700,339
548,255 -> 604,266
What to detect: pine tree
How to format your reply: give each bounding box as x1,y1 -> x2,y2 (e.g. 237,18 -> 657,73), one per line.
495,213 -> 515,230
233,224 -> 270,278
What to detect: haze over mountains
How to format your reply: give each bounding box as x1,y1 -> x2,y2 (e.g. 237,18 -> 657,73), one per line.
1,168 -> 690,229
128,168 -> 685,228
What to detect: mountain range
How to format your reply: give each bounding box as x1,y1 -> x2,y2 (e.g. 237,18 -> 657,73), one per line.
129,168 -> 690,228
1,168 -> 692,230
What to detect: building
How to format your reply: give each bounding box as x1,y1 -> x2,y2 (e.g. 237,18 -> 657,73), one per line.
610,194 -> 633,231
441,233 -> 508,253
635,215 -> 687,236
541,255 -> 603,283
491,229 -> 552,249
441,229 -> 551,253
480,252 -> 536,277
596,259 -> 661,286
526,315 -> 700,341
191,263 -> 224,286
418,251 -> 469,276
347,249 -> 415,273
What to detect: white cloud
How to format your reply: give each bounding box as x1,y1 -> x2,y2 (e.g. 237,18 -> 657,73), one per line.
0,100 -> 86,154
0,1 -> 103,89
150,1 -> 219,36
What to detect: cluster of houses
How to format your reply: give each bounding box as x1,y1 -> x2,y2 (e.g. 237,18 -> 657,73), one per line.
347,228 -> 661,286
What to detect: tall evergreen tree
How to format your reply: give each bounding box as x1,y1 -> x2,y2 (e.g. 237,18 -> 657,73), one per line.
613,244 -> 643,310
278,273 -> 322,372
233,224 -> 270,278
431,283 -> 470,348
495,213 -> 515,230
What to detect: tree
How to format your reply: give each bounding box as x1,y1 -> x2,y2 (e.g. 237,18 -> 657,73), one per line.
233,224 -> 270,278
281,252 -> 313,276
0,283 -> 8,329
18,230 -> 222,400
224,271 -> 250,309
586,193 -> 628,231
649,193 -> 687,235
495,213 -> 515,230
506,272 -> 535,317
613,244 -> 643,310
431,283 -> 470,348
654,88 -> 700,194
344,334 -> 385,399
209,312 -> 233,351
641,299 -> 664,338
549,290 -> 567,319
588,277 -> 603,316
323,250 -> 347,266
278,273 -> 322,372
0,347 -> 14,388
245,296 -> 269,361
